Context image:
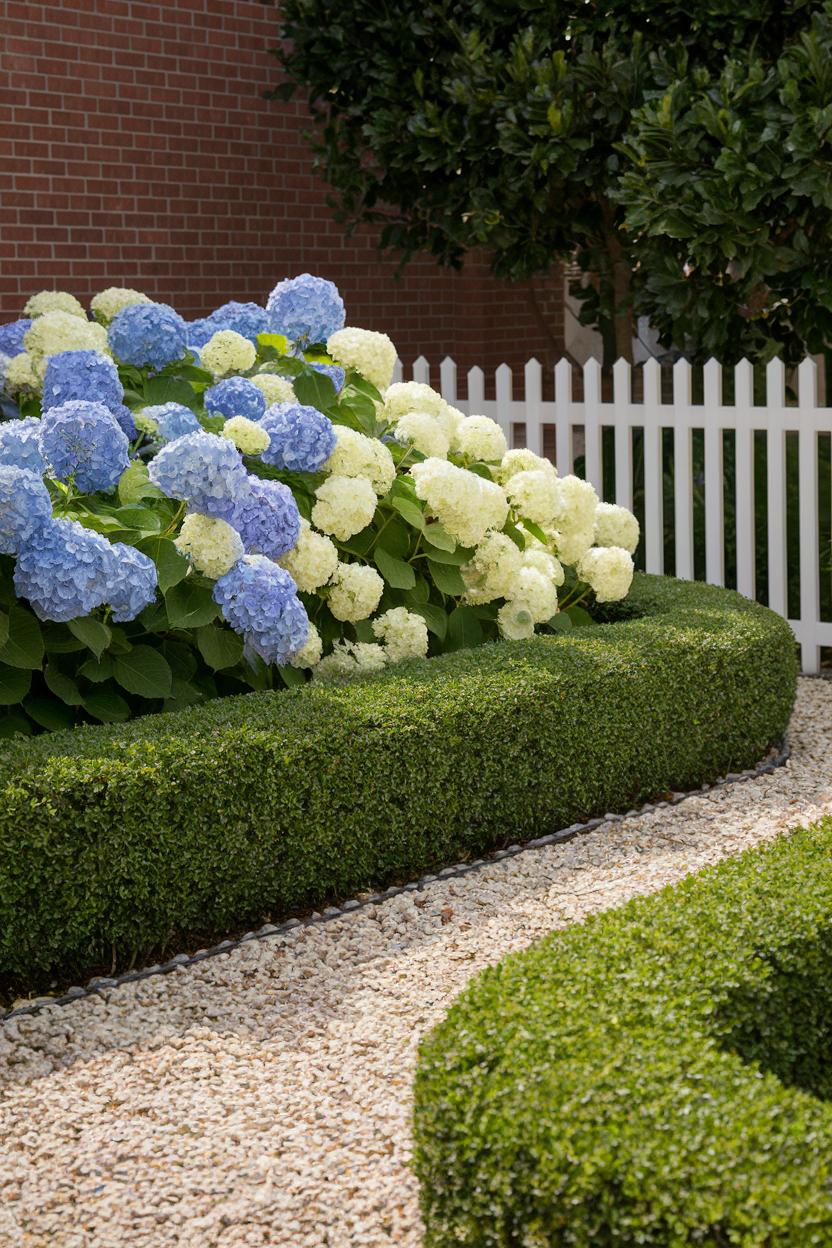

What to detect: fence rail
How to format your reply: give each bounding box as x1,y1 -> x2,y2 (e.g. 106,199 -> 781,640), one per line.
392,355 -> 832,673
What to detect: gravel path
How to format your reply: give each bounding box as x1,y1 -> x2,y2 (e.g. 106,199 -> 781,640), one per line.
1,677 -> 830,1248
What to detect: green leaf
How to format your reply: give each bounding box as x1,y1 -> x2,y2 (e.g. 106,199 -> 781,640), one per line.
257,332 -> 290,354
447,606 -> 483,651
0,606 -> 44,670
0,710 -> 32,737
25,696 -> 75,732
82,686 -> 130,723
563,604 -> 596,628
118,461 -> 165,505
163,676 -> 206,710
427,561 -> 465,596
422,544 -> 473,566
277,664 -> 306,688
68,616 -> 112,660
78,654 -> 114,683
0,664 -> 31,705
143,376 -> 199,411
375,516 -> 411,558
522,518 -> 549,545
164,580 -> 219,629
408,602 -> 447,640
374,546 -> 416,590
196,625 -> 245,671
293,369 -> 337,412
0,610 -> 8,650
113,646 -> 173,699
390,496 -> 425,529
44,663 -> 83,706
115,505 -> 162,533
503,521 -> 526,551
422,522 -> 457,552
138,536 -> 190,592
42,626 -> 86,654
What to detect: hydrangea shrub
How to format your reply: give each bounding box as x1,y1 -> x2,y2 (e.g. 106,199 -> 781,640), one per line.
0,273 -> 640,734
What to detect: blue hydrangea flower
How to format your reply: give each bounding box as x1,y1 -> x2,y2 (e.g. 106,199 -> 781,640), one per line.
186,318 -> 217,350
42,350 -> 124,415
209,301 -> 268,345
0,319 -> 31,364
309,362 -> 346,393
227,477 -> 300,560
148,430 -> 247,512
0,418 -> 46,475
141,402 -> 201,443
39,400 -> 130,494
13,517 -> 120,622
266,274 -> 345,344
259,402 -> 337,473
204,377 -> 266,422
111,403 -> 137,440
0,465 -> 53,555
109,303 -> 187,370
213,555 -> 308,666
107,543 -> 158,621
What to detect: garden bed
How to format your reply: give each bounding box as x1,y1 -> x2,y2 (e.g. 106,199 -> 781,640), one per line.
0,573 -> 796,995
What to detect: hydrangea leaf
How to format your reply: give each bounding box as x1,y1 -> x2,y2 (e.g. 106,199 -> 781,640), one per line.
563,604 -> 597,628
118,462 -> 165,505
256,332 -> 290,355
374,546 -> 416,590
408,602 -> 447,640
277,664 -> 306,688
446,606 -> 483,651
427,561 -> 465,597
164,581 -> 220,630
137,537 -> 190,593
77,654 -> 114,683
293,370 -> 338,413
142,376 -> 199,412
196,626 -> 245,672
44,663 -> 83,707
0,610 -> 8,651
422,544 -> 473,566
113,646 -> 173,699
375,515 -> 411,558
82,686 -> 131,722
422,523 -> 456,552
24,695 -> 75,732
67,617 -> 112,660
390,497 -> 425,530
0,606 -> 44,670
115,505 -> 162,534
0,664 -> 31,705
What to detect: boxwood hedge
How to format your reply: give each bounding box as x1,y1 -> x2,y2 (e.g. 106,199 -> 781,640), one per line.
413,816 -> 832,1247
0,574 -> 796,991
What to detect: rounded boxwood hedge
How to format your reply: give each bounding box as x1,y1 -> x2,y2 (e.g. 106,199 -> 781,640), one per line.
413,816 -> 832,1247
0,574 -> 796,992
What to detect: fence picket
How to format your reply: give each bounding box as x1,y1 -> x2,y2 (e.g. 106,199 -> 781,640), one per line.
766,358 -> 788,619
703,358 -> 724,587
467,366 -> 485,412
439,357 -> 457,407
554,359 -> 573,474
412,356 -> 430,386
613,359 -> 632,512
734,359 -> 756,601
495,364 -> 513,446
583,359 -> 603,493
799,358 -> 820,673
673,359 -> 695,582
524,358 -> 543,457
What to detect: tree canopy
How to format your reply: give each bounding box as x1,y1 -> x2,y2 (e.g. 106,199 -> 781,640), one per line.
273,0 -> 832,363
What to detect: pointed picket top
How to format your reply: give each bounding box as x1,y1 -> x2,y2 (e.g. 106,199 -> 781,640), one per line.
583,357 -> 602,404
765,356 -> 785,408
392,358 -> 404,385
673,356 -> 692,405
554,357 -> 573,403
439,356 -> 457,404
643,357 -> 661,407
495,362 -> 513,406
524,358 -> 542,404
798,355 -> 818,409
410,355 -> 430,386
612,357 -> 631,404
703,357 -> 721,406
734,357 -> 754,407
466,365 -> 485,411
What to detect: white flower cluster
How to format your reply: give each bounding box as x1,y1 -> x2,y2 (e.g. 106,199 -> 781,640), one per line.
410,457 -> 508,547
327,327 -> 397,392
174,513 -> 244,579
24,290 -> 86,319
324,425 -> 395,496
327,561 -> 384,621
393,410 -> 450,458
201,330 -> 256,377
4,352 -> 39,395
24,312 -> 110,378
251,373 -> 296,406
312,474 -> 378,541
577,546 -> 635,603
278,517 -> 338,592
90,287 -> 152,324
288,621 -> 323,669
462,531 -> 522,604
372,607 -> 429,661
315,639 -> 387,681
594,501 -> 640,555
221,416 -> 270,456
453,414 -> 507,462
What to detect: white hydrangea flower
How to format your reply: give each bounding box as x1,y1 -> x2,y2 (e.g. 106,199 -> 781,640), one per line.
327,562 -> 385,622
315,639 -> 388,681
251,373 -> 296,406
511,566 -> 559,623
24,312 -> 110,370
90,286 -> 152,324
327,327 -> 397,391
221,416 -> 270,456
522,547 -> 565,587
4,352 -> 39,395
453,414 -> 508,462
381,381 -> 446,423
550,474 -> 599,566
594,502 -> 640,555
312,474 -> 378,540
323,425 -> 395,496
24,290 -> 86,319
553,523 -> 595,566
461,531 -> 523,604
372,607 -> 429,661
577,546 -> 635,603
393,410 -> 451,459
288,621 -> 323,669
278,517 -> 338,592
409,458 -> 508,548
505,469 -> 559,526
442,404 -> 466,439
497,448 -> 557,484
497,601 -> 536,642
174,513 -> 244,579
201,329 -> 256,376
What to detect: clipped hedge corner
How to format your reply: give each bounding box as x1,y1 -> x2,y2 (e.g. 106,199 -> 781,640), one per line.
414,815 -> 832,1245
0,574 -> 796,990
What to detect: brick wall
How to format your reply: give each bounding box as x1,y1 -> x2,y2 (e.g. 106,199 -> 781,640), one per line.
1,0 -> 564,381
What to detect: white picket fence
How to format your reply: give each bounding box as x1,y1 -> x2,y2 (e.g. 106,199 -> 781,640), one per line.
393,355 -> 832,673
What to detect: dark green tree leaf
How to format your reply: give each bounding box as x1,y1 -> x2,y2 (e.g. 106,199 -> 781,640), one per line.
113,647 -> 173,699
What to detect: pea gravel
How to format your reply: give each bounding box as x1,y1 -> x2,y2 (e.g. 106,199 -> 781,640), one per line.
0,676 -> 829,1248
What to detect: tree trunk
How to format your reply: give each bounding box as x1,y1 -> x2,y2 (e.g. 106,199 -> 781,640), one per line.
602,225 -> 634,366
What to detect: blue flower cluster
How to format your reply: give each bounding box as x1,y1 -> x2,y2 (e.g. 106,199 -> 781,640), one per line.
227,477 -> 300,560
213,555 -> 308,666
266,274 -> 345,344
13,517 -> 156,623
42,350 -> 124,413
259,402 -> 336,473
0,465 -> 53,555
39,401 -> 130,493
111,404 -> 138,440
0,318 -> 31,363
141,402 -> 202,443
209,301 -> 268,345
109,303 -> 187,370
148,430 -> 248,513
0,417 -> 46,475
186,318 -> 216,351
309,362 -> 346,393
204,377 -> 266,422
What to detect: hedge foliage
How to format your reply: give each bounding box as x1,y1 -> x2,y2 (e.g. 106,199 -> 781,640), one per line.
414,814 -> 832,1247
0,574 -> 796,991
